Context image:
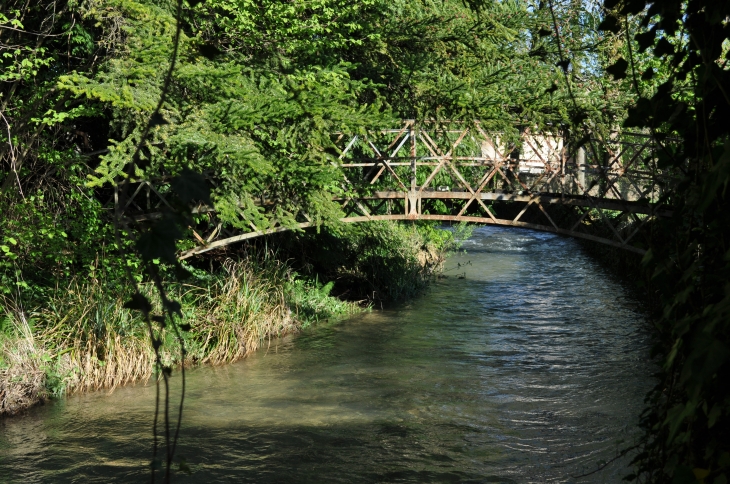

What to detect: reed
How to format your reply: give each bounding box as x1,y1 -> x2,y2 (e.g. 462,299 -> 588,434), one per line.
0,222 -> 456,416
0,308 -> 47,416
186,258 -> 297,364
0,257 -> 360,416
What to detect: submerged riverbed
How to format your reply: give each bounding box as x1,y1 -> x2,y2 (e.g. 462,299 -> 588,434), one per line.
0,227 -> 653,483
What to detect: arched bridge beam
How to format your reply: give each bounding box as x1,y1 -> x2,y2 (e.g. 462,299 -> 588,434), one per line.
178,214 -> 646,260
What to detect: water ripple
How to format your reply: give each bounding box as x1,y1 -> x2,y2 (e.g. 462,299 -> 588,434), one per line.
0,226 -> 653,483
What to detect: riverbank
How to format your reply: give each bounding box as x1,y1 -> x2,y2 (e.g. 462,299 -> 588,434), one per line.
0,226 -> 653,483
0,258 -> 356,416
0,221 -> 459,417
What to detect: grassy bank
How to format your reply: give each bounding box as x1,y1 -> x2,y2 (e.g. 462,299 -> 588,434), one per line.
262,220 -> 471,303
0,257 -> 358,417
0,221 -> 462,417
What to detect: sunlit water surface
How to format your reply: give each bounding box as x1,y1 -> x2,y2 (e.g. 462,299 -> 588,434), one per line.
0,227 -> 653,483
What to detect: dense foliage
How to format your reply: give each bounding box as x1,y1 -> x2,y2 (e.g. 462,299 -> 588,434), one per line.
6,0 -> 730,481
1,0 -> 632,301
589,0 -> 730,482
265,221 -> 471,303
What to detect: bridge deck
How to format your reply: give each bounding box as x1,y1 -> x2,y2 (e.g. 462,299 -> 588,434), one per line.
345,191 -> 672,216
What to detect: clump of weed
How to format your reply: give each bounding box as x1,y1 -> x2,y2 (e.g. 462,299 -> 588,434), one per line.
286,276 -> 360,328
0,308 -> 47,416
0,256 -> 361,416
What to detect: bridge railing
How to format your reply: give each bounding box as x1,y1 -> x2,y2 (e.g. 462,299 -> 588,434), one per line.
333,121 -> 677,253
336,121 -> 670,200
114,121 -> 678,258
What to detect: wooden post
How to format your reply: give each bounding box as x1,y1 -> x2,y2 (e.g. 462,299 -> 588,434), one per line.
410,125 -> 417,192
408,125 -> 418,216
577,147 -> 586,194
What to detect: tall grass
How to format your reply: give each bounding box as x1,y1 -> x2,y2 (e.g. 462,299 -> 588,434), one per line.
185,259 -> 297,364
286,277 -> 358,327
0,257 -> 359,416
0,308 -> 47,416
0,221 -> 460,416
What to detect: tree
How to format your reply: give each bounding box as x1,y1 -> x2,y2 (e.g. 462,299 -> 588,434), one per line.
598,0 -> 730,481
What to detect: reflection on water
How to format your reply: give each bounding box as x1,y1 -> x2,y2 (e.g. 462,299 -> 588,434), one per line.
0,227 -> 653,483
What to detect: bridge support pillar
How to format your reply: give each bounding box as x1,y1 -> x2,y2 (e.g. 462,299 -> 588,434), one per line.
406,190 -> 421,218
577,147 -> 586,194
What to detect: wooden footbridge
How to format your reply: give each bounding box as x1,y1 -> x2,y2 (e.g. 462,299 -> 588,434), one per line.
116,121 -> 673,258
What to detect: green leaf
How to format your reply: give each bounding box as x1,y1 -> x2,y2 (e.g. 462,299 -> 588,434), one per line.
695,340 -> 730,382
693,469 -> 710,481
671,465 -> 697,484
708,404 -> 722,428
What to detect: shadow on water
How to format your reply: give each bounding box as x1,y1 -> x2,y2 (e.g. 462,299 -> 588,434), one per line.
0,227 -> 654,483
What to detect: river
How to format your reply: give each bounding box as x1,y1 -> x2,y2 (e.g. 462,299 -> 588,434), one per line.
0,227 -> 653,483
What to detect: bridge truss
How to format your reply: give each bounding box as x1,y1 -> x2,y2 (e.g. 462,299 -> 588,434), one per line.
116,121 -> 673,259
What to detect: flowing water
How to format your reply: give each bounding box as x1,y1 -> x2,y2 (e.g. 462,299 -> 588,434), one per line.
0,227 -> 653,483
